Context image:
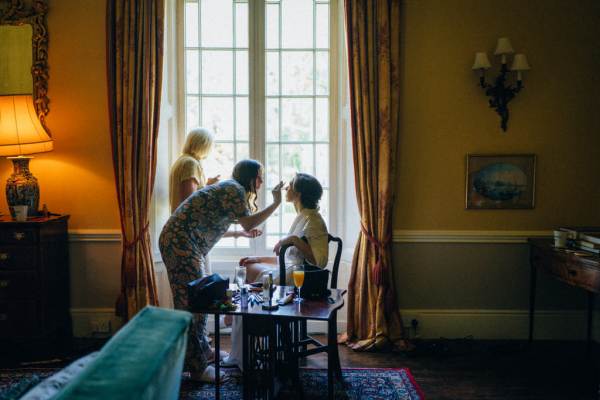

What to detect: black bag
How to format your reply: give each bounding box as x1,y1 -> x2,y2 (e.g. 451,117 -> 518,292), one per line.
187,273 -> 229,311
299,263 -> 330,299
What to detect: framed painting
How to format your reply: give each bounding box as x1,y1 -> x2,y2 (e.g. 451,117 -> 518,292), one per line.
465,154 -> 536,209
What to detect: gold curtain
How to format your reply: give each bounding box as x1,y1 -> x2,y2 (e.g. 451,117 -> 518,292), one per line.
343,0 -> 407,351
107,0 -> 163,320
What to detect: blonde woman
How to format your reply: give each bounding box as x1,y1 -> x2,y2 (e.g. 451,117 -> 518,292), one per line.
169,127 -> 261,241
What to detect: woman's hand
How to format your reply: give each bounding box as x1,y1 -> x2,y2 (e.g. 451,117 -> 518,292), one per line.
271,181 -> 284,204
239,256 -> 263,266
206,175 -> 220,185
237,229 -> 262,238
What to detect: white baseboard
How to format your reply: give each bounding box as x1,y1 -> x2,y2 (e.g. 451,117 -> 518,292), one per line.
400,309 -> 599,340
71,307 -> 598,342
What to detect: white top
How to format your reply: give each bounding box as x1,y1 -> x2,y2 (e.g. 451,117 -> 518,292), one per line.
286,208 -> 329,268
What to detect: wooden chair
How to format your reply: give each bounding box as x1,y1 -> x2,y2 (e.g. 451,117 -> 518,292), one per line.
278,234 -> 344,387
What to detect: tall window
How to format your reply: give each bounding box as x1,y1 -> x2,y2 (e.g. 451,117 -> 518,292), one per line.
153,0 -> 348,256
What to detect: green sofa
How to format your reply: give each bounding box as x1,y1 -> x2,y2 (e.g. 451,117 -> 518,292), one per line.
51,306 -> 191,400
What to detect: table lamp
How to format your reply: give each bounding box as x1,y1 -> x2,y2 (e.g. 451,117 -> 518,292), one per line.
0,94 -> 53,217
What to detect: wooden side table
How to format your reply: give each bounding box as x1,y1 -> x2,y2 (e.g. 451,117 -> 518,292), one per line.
0,215 -> 71,346
528,238 -> 600,349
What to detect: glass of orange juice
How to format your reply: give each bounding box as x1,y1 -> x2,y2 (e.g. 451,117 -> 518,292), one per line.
293,265 -> 305,303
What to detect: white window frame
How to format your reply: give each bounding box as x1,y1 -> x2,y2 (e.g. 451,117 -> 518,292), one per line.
152,0 -> 358,271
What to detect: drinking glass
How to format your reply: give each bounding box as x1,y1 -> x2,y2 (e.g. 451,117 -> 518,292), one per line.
292,265 -> 305,303
234,265 -> 247,290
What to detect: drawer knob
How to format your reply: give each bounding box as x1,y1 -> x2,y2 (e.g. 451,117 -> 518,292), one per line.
13,232 -> 25,240
0,314 -> 7,321
0,253 -> 8,261
0,280 -> 8,288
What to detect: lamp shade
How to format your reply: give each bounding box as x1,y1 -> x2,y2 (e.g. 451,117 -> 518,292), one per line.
511,53 -> 531,71
0,95 -> 53,156
494,37 -> 514,55
472,52 -> 491,70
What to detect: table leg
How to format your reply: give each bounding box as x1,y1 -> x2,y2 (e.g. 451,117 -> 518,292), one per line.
328,316 -> 335,400
587,292 -> 594,355
528,261 -> 537,343
215,313 -> 220,400
242,315 -> 249,400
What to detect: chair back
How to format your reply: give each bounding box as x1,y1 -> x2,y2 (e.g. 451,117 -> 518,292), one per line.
278,234 -> 343,288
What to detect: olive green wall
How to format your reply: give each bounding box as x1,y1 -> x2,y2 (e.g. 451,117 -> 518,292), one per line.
395,0 -> 600,230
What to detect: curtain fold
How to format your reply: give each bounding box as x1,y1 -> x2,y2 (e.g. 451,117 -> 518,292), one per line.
107,0 -> 164,320
344,0 -> 408,351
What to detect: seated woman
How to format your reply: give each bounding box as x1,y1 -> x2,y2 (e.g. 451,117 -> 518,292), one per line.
221,173 -> 328,370
241,172 -> 329,284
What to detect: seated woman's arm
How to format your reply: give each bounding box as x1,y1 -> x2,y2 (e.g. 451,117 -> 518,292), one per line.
274,235 -> 316,265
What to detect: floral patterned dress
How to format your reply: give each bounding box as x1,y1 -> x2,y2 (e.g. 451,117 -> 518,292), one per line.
159,179 -> 249,374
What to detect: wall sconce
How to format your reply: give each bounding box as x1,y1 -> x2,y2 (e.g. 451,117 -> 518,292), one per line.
472,37 -> 530,131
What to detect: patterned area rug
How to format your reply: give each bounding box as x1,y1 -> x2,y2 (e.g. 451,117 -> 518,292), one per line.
0,367 -> 424,400
180,368 -> 424,400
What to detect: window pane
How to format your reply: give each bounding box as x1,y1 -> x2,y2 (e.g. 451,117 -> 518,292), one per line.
202,51 -> 233,94
316,51 -> 329,95
266,4 -> 279,49
281,144 -> 314,182
235,2 -> 248,48
236,50 -> 248,95
315,98 -> 328,141
185,2 -> 199,47
266,52 -> 279,96
281,0 -> 312,48
266,209 -> 280,235
266,144 -> 280,188
236,237 -> 249,247
281,98 -> 312,141
202,97 -> 234,140
203,142 -> 234,181
186,96 -> 200,131
186,50 -> 199,94
315,4 -> 329,49
217,236 -> 235,247
282,202 -> 296,232
236,97 -> 249,140
267,235 -> 280,249
281,51 -> 313,95
319,189 -> 329,223
315,144 -> 329,186
266,99 -> 280,142
236,142 -> 249,160
201,0 -> 233,47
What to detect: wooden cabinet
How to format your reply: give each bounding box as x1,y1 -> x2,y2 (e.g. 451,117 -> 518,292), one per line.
0,215 -> 71,343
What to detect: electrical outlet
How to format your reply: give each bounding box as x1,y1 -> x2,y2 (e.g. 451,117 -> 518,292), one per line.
90,318 -> 111,334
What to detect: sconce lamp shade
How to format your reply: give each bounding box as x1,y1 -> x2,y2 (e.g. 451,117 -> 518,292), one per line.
494,37 -> 514,55
0,95 -> 53,156
511,54 -> 531,71
472,52 -> 491,70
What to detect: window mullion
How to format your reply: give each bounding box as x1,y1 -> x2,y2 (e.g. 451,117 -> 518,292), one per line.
249,0 -> 267,255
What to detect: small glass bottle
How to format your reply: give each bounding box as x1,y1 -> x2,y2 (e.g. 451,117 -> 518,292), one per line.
240,287 -> 248,309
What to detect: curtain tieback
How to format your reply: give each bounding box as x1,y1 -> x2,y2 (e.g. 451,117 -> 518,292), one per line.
360,223 -> 392,286
124,222 -> 150,249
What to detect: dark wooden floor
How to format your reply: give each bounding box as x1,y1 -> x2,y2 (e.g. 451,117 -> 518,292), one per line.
2,336 -> 598,399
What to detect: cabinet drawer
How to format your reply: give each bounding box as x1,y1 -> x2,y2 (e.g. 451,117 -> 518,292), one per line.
563,265 -> 600,292
0,301 -> 39,337
0,271 -> 38,299
0,246 -> 37,270
0,228 -> 37,244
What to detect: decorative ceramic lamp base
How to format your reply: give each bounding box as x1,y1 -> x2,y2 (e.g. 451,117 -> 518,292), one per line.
6,157 -> 39,217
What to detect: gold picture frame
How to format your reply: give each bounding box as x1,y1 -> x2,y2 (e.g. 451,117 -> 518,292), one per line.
466,154 -> 536,209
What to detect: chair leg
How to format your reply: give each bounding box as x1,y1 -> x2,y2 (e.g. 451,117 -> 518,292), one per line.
300,320 -> 308,353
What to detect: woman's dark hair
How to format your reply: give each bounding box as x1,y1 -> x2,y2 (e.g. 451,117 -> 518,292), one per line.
232,159 -> 262,212
292,173 -> 323,209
